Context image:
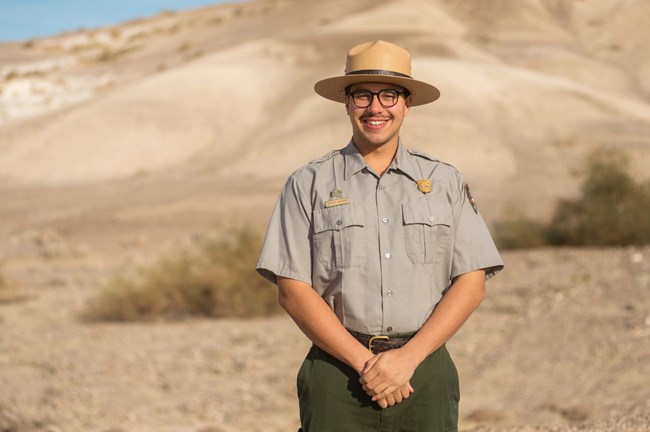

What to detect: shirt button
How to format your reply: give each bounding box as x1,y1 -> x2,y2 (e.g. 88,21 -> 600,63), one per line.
336,220 -> 342,226
382,217 -> 389,223
429,216 -> 435,222
386,290 -> 393,296
378,185 -> 385,190
385,252 -> 391,259
387,326 -> 393,332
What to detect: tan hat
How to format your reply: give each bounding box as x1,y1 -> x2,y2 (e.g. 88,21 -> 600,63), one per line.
314,40 -> 440,106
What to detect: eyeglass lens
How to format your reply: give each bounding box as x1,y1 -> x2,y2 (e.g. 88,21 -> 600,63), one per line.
351,89 -> 400,108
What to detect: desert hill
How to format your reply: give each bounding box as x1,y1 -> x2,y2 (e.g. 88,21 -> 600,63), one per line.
1,0 -> 649,218
0,1 -> 649,431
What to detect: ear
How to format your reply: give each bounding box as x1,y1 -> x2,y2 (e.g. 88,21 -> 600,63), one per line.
404,95 -> 412,116
344,95 -> 352,115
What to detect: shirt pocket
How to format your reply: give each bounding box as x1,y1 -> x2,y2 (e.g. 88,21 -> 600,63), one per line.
313,204 -> 366,270
402,200 -> 452,264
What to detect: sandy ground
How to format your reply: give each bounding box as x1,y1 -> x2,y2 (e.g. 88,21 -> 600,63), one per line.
1,229 -> 649,431
0,174 -> 648,431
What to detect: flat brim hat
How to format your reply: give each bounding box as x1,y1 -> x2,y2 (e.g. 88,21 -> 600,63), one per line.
314,40 -> 440,106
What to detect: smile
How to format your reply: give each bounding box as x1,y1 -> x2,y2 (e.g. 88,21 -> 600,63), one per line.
362,118 -> 390,128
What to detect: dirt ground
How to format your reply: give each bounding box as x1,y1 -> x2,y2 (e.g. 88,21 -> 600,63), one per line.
0,175 -> 649,432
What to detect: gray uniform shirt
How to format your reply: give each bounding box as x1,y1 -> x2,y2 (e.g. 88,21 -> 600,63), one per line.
257,140 -> 503,335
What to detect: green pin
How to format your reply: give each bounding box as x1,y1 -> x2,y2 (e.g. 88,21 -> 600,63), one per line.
330,189 -> 343,198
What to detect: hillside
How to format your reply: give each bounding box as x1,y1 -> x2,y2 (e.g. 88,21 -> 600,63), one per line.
1,0 -> 649,218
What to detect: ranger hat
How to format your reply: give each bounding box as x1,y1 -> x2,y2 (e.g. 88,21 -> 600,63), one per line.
314,40 -> 440,106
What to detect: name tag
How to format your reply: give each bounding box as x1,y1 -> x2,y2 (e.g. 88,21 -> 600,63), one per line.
325,197 -> 351,208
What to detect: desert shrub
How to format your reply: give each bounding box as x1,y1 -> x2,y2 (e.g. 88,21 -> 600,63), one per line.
546,150 -> 650,246
81,226 -> 279,322
493,215 -> 547,250
494,149 -> 650,249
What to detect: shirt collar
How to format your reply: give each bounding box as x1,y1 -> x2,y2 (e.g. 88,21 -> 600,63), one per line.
342,140 -> 367,180
390,141 -> 421,183
342,139 -> 421,182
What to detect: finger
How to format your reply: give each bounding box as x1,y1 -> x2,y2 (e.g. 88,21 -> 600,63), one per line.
400,385 -> 410,400
372,384 -> 398,401
392,391 -> 403,404
376,398 -> 388,409
385,394 -> 396,407
363,376 -> 387,397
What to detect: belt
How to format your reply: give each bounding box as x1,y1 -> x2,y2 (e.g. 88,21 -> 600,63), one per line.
349,331 -> 416,354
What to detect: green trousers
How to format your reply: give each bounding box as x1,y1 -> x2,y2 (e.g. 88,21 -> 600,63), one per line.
297,344 -> 459,432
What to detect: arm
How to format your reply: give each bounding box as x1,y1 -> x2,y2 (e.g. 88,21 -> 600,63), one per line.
278,276 -> 413,407
360,269 -> 486,400
277,276 -> 373,373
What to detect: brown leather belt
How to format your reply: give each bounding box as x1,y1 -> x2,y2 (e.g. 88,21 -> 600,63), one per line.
349,331 -> 416,354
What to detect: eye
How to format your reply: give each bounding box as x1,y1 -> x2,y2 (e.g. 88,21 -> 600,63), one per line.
379,90 -> 398,103
353,91 -> 372,102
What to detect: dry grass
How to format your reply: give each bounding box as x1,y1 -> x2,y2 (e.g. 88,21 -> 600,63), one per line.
95,46 -> 139,62
0,266 -> 28,306
80,226 -> 279,322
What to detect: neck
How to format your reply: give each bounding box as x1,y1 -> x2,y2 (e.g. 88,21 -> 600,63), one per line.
353,137 -> 399,176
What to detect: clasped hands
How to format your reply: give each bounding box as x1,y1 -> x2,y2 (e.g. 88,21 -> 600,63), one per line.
358,348 -> 418,409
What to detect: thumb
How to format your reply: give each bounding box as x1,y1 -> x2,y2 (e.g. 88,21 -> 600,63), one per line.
362,352 -> 382,375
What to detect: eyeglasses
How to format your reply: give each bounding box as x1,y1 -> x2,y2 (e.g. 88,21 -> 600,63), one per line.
345,88 -> 410,108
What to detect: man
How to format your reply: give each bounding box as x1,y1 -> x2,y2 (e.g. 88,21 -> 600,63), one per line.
257,40 -> 503,432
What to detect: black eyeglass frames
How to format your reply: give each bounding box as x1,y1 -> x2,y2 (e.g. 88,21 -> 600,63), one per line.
345,88 -> 410,108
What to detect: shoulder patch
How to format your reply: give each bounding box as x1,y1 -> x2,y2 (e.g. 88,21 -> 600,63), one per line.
308,149 -> 339,165
465,183 -> 479,214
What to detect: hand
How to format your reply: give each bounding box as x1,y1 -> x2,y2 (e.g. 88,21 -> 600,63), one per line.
374,382 -> 414,409
359,349 -> 418,401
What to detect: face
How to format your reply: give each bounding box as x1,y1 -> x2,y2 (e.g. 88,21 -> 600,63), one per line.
345,82 -> 412,152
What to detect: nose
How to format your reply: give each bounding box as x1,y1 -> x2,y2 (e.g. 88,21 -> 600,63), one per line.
367,93 -> 384,113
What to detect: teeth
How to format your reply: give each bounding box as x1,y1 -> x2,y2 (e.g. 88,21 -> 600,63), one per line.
368,120 -> 386,125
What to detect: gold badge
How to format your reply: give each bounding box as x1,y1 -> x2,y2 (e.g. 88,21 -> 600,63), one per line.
417,179 -> 432,194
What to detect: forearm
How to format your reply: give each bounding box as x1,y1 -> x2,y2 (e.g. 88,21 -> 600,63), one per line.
360,269 -> 487,400
277,276 -> 372,373
401,269 -> 487,364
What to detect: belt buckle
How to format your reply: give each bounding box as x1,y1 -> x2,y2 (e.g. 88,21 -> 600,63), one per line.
368,335 -> 389,353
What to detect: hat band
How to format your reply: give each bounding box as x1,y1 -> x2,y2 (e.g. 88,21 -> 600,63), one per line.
346,69 -> 412,79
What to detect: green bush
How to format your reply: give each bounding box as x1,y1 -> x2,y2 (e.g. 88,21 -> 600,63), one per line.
493,215 -> 547,250
546,150 -> 650,246
81,226 -> 280,322
494,149 -> 650,249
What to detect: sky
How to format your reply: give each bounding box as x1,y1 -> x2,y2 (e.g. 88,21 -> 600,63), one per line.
0,0 -> 243,42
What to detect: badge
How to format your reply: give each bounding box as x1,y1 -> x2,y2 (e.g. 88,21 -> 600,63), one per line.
465,183 -> 478,213
325,189 -> 350,208
417,179 -> 432,194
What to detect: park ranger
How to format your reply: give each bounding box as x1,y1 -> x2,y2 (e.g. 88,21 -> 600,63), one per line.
257,40 -> 503,432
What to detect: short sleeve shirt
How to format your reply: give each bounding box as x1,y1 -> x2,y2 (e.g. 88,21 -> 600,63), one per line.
257,140 -> 503,335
